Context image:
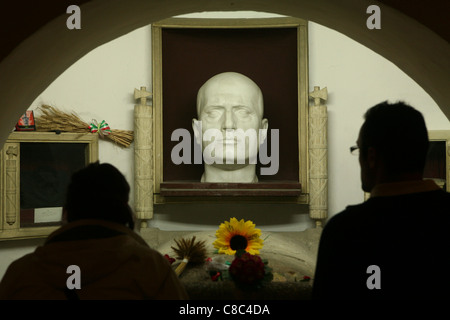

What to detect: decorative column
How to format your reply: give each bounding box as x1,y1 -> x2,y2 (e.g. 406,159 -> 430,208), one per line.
4,144 -> 19,227
134,87 -> 153,228
308,86 -> 328,228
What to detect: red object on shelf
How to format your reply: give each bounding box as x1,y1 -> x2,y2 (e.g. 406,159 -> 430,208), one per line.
15,111 -> 36,131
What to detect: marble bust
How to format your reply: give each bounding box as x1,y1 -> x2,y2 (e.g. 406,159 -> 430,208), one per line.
192,72 -> 269,183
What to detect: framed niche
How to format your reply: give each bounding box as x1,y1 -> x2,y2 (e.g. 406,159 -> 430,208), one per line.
151,17 -> 309,204
424,130 -> 450,191
0,132 -> 98,240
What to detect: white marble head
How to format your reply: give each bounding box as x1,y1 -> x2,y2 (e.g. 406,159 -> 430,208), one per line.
193,72 -> 269,183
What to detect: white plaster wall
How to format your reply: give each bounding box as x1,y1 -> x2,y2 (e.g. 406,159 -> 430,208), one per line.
1,11 -> 449,278
28,24 -> 152,187
308,22 -> 450,217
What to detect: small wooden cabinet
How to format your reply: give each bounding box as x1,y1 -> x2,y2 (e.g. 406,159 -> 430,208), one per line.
0,132 -> 98,240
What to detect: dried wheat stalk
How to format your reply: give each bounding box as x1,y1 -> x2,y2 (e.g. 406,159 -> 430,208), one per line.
171,236 -> 207,277
35,104 -> 134,148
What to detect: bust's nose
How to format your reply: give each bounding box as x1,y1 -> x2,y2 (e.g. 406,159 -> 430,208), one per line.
221,109 -> 236,130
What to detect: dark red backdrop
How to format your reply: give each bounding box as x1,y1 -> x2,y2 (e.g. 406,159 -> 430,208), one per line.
161,26 -> 301,182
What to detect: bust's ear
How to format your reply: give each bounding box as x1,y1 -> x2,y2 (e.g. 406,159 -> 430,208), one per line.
192,119 -> 202,145
259,118 -> 269,144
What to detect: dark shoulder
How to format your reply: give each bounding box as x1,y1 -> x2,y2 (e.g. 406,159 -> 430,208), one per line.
324,200 -> 372,229
425,189 -> 450,203
320,198 -> 390,243
319,202 -> 364,244
325,189 -> 450,232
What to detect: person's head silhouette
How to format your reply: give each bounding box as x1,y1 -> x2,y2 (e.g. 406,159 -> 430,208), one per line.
355,101 -> 429,192
64,162 -> 135,229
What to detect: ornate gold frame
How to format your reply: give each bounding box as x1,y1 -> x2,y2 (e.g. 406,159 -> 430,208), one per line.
151,17 -> 310,204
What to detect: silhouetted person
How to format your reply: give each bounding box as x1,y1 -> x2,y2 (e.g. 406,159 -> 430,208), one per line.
312,101 -> 450,299
0,162 -> 188,300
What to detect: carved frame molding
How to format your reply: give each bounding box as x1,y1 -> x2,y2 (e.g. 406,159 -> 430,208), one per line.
134,17 -> 329,227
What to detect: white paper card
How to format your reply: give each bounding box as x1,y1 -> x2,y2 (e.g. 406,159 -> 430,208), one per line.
34,207 -> 63,223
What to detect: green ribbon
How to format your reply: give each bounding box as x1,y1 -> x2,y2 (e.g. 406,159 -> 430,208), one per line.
89,120 -> 112,137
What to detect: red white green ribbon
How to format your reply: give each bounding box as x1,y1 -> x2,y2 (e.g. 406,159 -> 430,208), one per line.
89,120 -> 112,137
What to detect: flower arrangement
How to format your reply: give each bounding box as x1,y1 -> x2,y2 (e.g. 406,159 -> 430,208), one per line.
165,218 -> 274,290
209,218 -> 273,290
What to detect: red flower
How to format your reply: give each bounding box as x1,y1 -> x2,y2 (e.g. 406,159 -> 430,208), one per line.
164,254 -> 175,265
211,272 -> 221,281
229,252 -> 265,285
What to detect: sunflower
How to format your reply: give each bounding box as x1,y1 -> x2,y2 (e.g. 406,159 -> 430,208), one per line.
213,218 -> 264,255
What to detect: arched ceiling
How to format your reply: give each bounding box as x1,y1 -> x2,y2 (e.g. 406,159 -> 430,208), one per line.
1,0 -> 447,63
0,0 -> 450,61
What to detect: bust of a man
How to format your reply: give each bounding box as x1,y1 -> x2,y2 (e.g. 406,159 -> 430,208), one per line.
192,72 -> 268,183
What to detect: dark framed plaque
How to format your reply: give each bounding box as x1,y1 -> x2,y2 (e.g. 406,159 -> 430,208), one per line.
0,132 -> 98,240
425,131 -> 450,191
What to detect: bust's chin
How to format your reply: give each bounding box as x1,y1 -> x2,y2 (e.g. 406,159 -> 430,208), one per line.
211,162 -> 248,171
201,163 -> 258,183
